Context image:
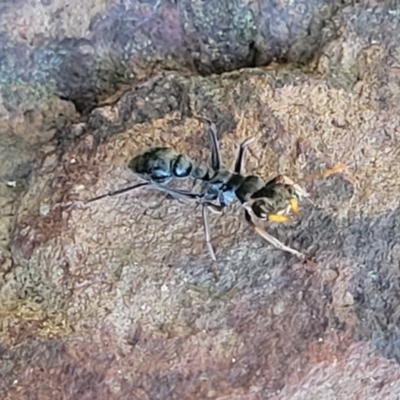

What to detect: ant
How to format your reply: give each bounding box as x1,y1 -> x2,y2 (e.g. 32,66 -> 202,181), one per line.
88,117 -> 344,263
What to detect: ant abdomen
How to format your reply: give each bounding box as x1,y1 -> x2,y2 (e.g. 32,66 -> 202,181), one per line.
128,147 -> 191,183
128,147 -> 212,184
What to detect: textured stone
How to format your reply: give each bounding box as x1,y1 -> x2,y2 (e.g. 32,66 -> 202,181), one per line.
2,1 -> 400,400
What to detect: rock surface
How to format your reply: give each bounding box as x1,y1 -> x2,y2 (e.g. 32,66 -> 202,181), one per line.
2,1 -> 400,399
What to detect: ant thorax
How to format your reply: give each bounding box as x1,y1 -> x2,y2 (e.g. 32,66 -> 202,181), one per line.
204,170 -> 246,206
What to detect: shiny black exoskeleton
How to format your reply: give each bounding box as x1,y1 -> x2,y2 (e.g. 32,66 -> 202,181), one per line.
128,147 -> 212,184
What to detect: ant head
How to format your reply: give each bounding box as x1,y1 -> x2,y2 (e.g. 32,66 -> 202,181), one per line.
250,198 -> 270,220
245,175 -> 311,222
249,195 -> 299,223
277,175 -> 310,200
248,177 -> 308,222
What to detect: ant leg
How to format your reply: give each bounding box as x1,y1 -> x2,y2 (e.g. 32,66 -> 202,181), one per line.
87,182 -> 150,203
87,181 -> 202,204
200,200 -> 226,259
244,209 -> 306,259
234,136 -> 256,174
194,115 -> 221,170
208,121 -> 221,171
201,201 -> 227,280
205,202 -> 225,214
151,183 -> 202,203
202,203 -> 217,262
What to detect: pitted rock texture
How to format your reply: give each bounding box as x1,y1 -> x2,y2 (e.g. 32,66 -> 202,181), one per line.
0,0 -> 342,116
2,1 -> 400,400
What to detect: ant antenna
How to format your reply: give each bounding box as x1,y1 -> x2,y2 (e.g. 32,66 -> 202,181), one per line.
87,182 -> 149,203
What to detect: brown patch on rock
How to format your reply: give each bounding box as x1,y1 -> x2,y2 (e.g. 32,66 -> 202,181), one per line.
280,338 -> 400,400
3,4 -> 400,399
